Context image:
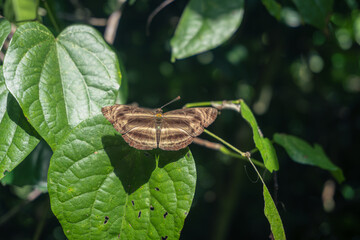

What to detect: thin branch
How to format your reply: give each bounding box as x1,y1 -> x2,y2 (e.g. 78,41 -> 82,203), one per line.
203,129 -> 265,169
146,0 -> 175,36
104,0 -> 127,44
192,137 -> 222,150
204,129 -> 247,156
184,99 -> 241,112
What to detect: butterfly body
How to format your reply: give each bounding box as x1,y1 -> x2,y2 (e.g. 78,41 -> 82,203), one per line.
102,104 -> 218,151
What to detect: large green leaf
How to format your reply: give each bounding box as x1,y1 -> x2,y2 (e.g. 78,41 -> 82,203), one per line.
273,133 -> 345,183
0,66 -> 40,180
263,184 -> 286,240
170,0 -> 244,61
292,0 -> 334,30
240,101 -> 279,172
3,22 -> 121,150
0,18 -> 11,50
48,115 -> 196,239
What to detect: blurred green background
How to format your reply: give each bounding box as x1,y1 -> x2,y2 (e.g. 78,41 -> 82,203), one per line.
0,0 -> 359,239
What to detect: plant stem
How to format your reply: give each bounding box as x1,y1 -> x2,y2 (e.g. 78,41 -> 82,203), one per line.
43,0 -> 60,33
204,129 -> 265,168
184,99 -> 241,108
220,146 -> 265,168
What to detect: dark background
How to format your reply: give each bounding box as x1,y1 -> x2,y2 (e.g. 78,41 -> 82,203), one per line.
0,0 -> 359,239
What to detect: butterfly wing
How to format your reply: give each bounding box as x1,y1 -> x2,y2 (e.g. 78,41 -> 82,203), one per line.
101,105 -> 157,150
159,107 -> 218,150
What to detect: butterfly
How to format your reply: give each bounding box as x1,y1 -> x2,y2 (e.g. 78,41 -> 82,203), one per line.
101,97 -> 218,151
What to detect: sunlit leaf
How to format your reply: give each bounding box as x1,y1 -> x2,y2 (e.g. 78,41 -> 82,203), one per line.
3,22 -> 121,150
3,0 -> 16,22
273,133 -> 345,183
263,184 -> 286,240
48,115 -> 196,239
12,0 -> 38,22
0,66 -> 40,180
0,18 -> 11,50
292,0 -> 334,30
117,56 -> 128,104
171,0 -> 244,61
240,101 -> 279,172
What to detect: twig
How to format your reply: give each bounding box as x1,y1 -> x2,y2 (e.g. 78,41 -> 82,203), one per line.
104,0 -> 126,44
212,101 -> 241,112
146,0 -> 175,36
184,99 -> 241,112
192,137 -> 222,150
203,129 -> 265,169
204,129 -> 247,156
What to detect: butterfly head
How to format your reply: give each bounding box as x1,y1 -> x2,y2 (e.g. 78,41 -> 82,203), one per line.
155,108 -> 163,118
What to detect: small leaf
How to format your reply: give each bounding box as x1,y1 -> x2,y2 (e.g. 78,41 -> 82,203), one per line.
263,184 -> 286,240
0,18 -> 11,50
3,22 -> 121,150
117,57 -> 128,104
292,0 -> 334,30
273,133 -> 345,183
1,140 -> 51,191
48,115 -> 196,239
240,101 -> 279,172
0,66 -> 40,180
261,0 -> 282,20
170,0 -> 244,60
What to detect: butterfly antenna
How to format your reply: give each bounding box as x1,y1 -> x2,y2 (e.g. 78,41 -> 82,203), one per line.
160,96 -> 181,109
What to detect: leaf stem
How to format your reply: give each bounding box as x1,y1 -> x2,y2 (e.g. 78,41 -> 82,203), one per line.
184,99 -> 241,108
203,129 -> 265,168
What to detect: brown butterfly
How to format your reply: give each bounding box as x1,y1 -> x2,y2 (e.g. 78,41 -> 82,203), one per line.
101,97 -> 218,151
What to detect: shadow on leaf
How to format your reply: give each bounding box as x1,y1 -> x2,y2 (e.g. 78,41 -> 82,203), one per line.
6,94 -> 40,139
102,135 -> 156,194
101,134 -> 189,194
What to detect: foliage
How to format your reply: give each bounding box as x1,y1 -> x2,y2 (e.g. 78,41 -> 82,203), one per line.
0,0 -> 357,239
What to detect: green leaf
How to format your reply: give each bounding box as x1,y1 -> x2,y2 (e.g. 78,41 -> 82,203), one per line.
0,18 -> 11,50
1,140 -> 51,191
0,66 -> 40,180
261,0 -> 282,20
263,184 -> 286,240
240,101 -> 279,172
3,22 -> 121,150
48,115 -> 196,240
292,0 -> 334,30
170,0 -> 244,61
3,0 -> 15,22
273,133 -> 345,183
12,0 -> 38,22
117,56 -> 128,104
